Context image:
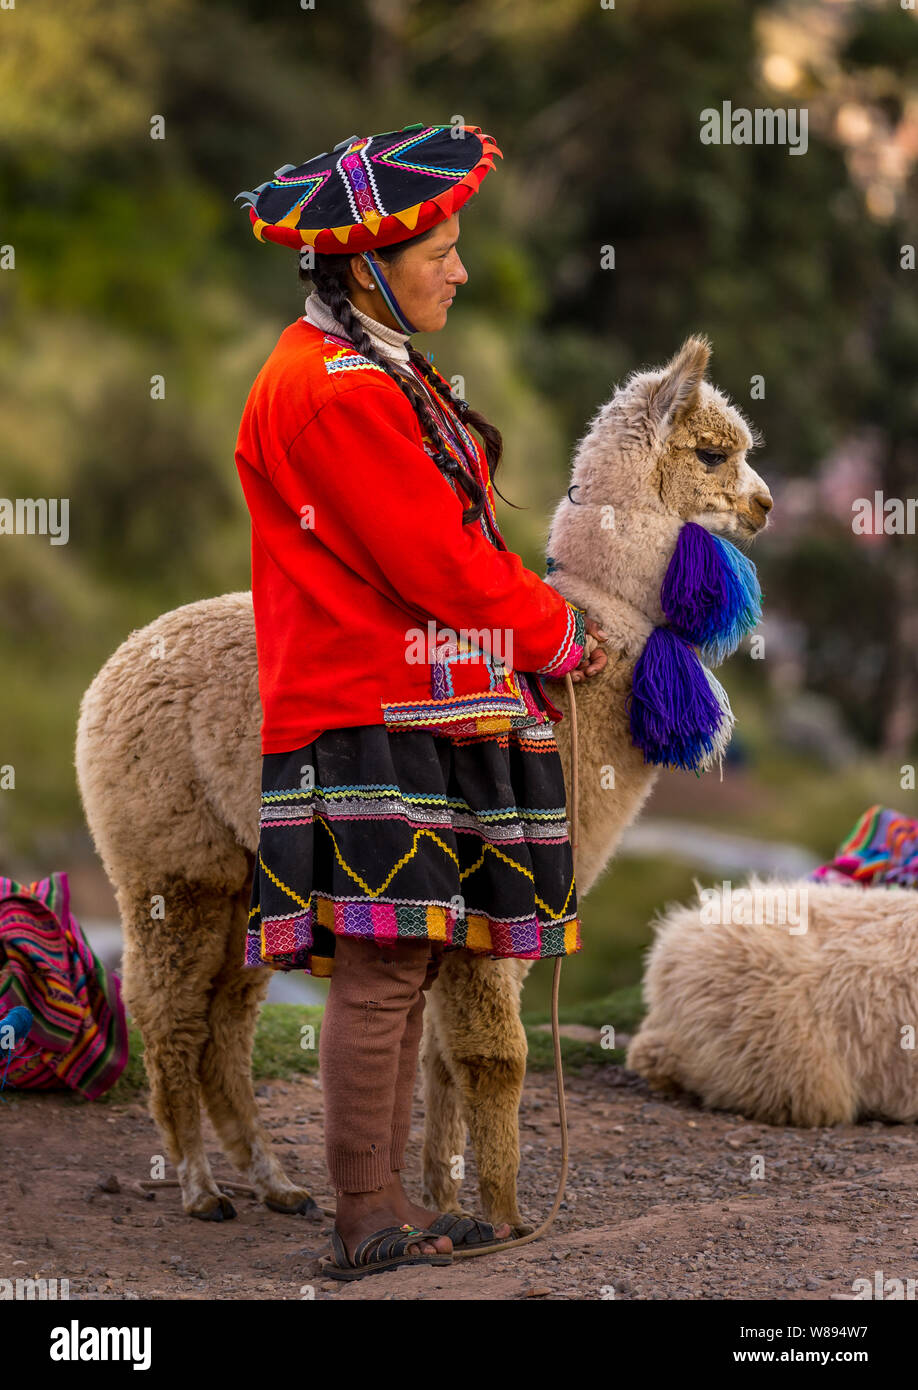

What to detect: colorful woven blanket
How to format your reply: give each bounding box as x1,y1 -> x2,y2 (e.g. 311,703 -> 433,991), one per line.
0,871 -> 128,1099
807,805 -> 918,889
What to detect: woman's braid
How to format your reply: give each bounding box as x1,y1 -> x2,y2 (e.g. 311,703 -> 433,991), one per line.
301,251 -> 512,526
405,347 -> 520,513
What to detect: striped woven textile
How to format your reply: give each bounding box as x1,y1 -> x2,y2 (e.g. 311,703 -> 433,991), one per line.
0,872 -> 128,1099
807,805 -> 918,889
246,721 -> 581,977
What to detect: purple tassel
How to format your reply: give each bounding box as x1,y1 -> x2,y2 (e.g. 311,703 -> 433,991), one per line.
661,520 -> 763,663
627,627 -> 726,771
660,521 -> 727,645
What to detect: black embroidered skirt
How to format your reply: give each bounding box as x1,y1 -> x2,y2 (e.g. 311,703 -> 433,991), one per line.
245,720 -> 581,978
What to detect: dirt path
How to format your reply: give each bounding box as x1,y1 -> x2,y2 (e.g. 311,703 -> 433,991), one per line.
2,1065 -> 916,1301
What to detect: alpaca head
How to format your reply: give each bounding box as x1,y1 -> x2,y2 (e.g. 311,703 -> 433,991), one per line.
571,335 -> 772,543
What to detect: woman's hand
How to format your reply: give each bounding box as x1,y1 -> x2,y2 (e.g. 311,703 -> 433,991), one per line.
570,616 -> 609,683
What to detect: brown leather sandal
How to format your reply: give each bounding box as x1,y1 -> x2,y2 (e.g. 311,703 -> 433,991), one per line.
426,1212 -> 513,1247
319,1223 -> 454,1282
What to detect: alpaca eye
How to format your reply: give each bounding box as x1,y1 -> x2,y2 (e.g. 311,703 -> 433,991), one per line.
696,448 -> 726,468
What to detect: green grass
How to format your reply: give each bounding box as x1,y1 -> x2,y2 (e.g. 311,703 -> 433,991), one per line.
97,989 -> 644,1103
518,854 -> 703,1014
98,1026 -> 149,1103
520,982 -> 644,1074
547,981 -> 645,1032
251,1003 -> 325,1079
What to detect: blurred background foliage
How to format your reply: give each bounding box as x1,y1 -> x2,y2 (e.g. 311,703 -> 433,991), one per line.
2,0 -> 917,1007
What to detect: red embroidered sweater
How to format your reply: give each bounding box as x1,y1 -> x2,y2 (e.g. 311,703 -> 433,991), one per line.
234,317 -> 586,755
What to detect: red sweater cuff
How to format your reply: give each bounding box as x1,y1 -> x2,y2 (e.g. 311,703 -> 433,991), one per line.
534,603 -> 587,678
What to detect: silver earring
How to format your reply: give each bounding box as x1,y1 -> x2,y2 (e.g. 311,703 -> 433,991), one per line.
368,281 -> 375,290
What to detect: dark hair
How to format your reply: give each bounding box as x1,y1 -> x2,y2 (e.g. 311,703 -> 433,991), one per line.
298,231 -> 516,526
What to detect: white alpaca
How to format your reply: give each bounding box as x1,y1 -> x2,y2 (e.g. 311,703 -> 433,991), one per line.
75,335 -> 772,1226
627,877 -> 918,1126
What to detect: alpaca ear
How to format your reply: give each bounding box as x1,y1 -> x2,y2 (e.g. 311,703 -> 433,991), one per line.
646,334 -> 711,430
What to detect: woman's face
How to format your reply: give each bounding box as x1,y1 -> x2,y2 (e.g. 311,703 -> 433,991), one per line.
352,213 -> 468,334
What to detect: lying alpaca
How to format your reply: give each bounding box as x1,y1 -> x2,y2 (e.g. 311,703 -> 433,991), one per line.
74,334 -> 771,1225
626,877 -> 918,1126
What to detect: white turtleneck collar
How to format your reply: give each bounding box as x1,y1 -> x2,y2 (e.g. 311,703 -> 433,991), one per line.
303,289 -> 411,366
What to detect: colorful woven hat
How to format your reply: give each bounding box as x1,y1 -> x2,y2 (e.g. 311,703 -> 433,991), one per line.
235,122 -> 502,253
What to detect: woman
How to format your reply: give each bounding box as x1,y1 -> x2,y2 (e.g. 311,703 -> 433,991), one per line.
234,123 -> 608,1280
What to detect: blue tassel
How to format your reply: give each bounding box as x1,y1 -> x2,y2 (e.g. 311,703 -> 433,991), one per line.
702,534 -> 763,665
660,521 -> 762,667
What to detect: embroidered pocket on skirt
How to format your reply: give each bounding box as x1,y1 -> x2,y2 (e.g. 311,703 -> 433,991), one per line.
380,632 -> 546,737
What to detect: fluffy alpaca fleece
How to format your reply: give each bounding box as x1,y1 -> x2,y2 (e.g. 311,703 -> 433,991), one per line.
541,336 -> 770,892
627,877 -> 918,1126
74,334 -> 771,1227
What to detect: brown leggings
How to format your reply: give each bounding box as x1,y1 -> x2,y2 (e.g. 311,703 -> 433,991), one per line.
319,933 -> 451,1194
